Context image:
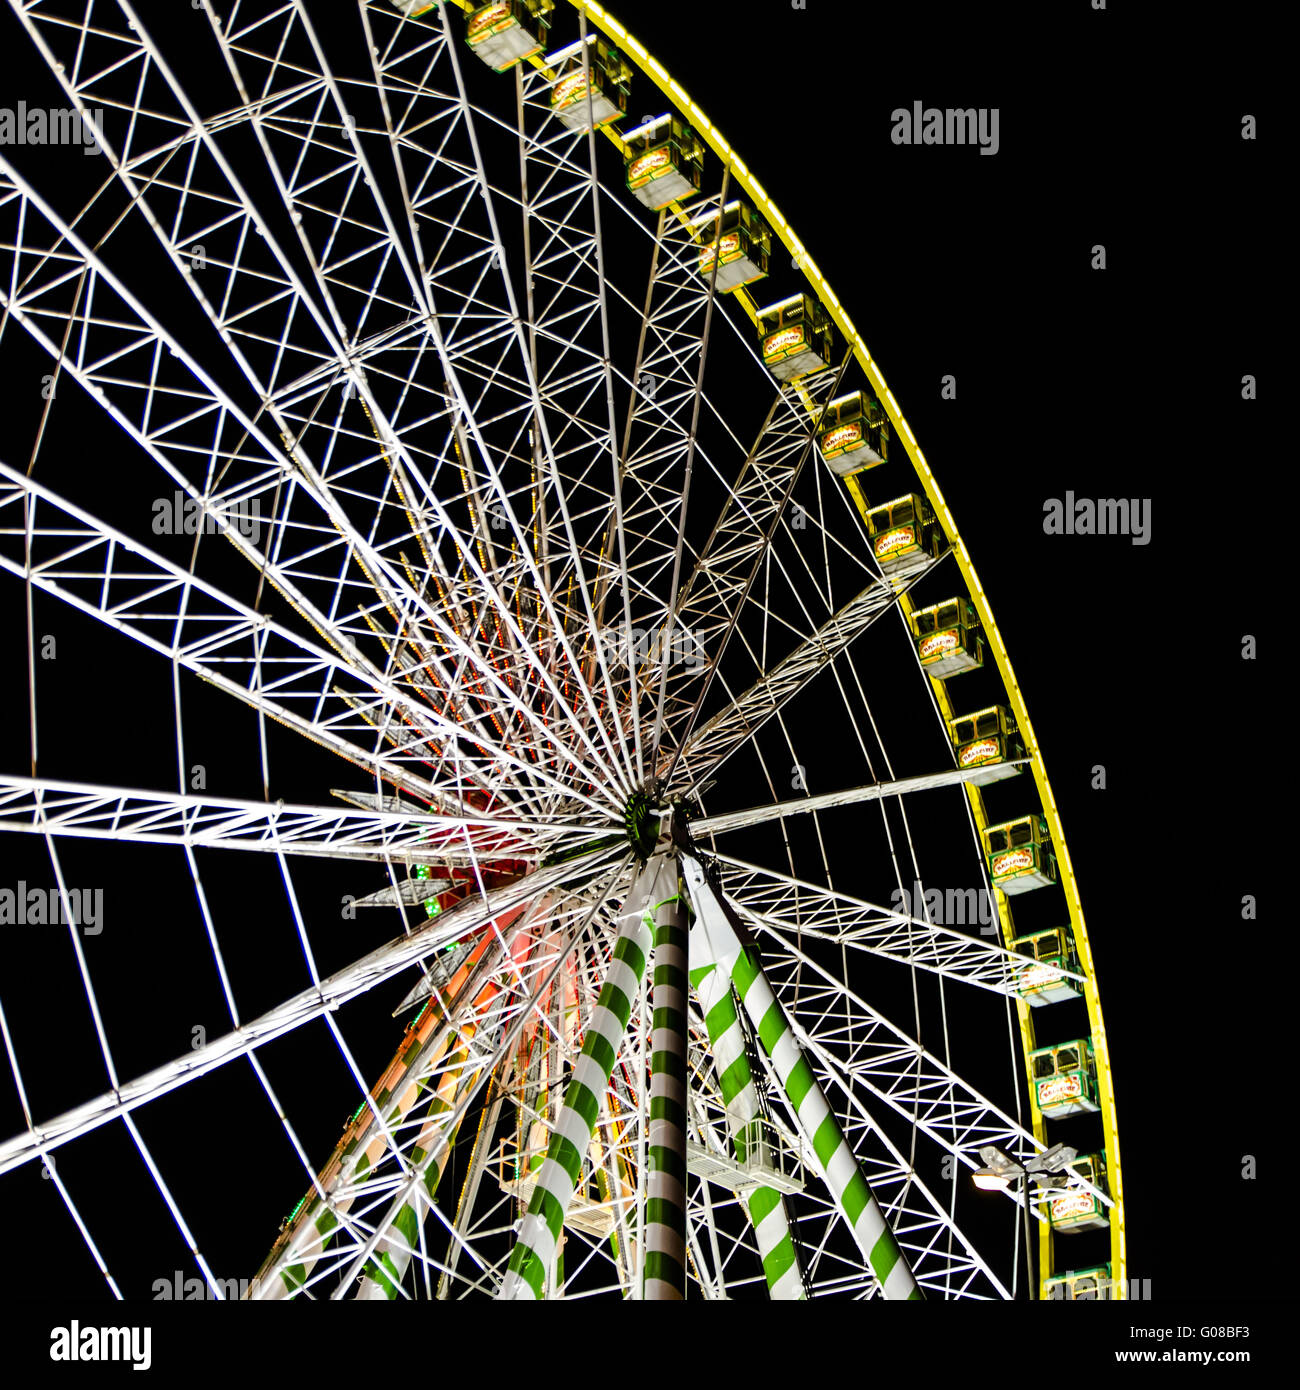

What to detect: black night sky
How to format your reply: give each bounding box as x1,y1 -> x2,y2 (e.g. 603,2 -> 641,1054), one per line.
0,0 -> 1282,1368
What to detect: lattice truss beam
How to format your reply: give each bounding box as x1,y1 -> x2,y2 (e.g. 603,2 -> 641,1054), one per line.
1,0 -> 639,803
1,0 -> 897,803
0,0 -> 1082,1302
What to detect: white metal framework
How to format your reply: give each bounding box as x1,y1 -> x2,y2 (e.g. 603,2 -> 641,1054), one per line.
0,0 -> 1116,1300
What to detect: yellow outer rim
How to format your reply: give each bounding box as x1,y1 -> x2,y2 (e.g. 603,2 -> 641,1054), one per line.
445,0 -> 1124,1298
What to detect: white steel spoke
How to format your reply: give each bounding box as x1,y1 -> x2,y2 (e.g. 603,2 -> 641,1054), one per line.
0,847 -> 629,1179
695,762 -> 1032,836
0,0 -> 1116,1303
0,461 -> 613,819
714,853 -> 1084,996
0,776 -> 602,863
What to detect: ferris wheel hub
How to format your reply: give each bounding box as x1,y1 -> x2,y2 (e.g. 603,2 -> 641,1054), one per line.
622,785 -> 664,860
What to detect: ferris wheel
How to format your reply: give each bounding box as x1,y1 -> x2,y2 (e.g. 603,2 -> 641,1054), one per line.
0,0 -> 1124,1301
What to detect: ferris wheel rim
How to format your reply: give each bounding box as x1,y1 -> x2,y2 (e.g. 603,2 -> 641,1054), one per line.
0,0 -> 1121,1301
551,0 -> 1124,1295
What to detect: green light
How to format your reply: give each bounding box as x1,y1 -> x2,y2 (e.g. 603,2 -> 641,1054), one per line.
424,898 -> 442,919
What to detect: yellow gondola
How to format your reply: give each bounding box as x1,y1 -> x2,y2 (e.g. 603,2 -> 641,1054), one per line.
912,597 -> 978,678
465,1 -> 553,71
1029,1037 -> 1100,1116
1046,1154 -> 1110,1233
982,813 -> 1057,894
817,390 -> 890,477
756,293 -> 834,381
691,199 -> 771,293
548,35 -> 631,131
863,492 -> 942,577
948,704 -> 1024,785
624,114 -> 703,210
1009,927 -> 1082,1006
910,597 -> 983,677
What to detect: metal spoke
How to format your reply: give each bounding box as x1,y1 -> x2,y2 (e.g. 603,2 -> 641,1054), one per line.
0,0 -> 1120,1302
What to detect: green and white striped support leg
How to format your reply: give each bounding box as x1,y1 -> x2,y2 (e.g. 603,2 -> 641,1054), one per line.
681,853 -> 922,1301
692,960 -> 806,1299
644,885 -> 687,1299
356,1042 -> 478,1300
497,853 -> 676,1300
